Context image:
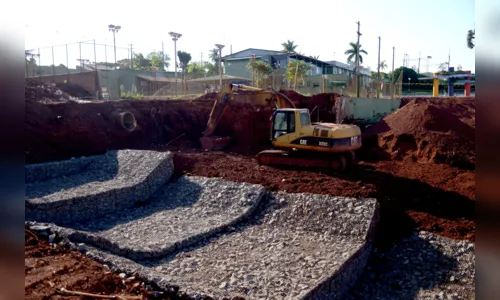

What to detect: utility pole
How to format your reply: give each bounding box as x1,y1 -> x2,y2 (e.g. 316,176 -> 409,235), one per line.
169,31 -> 182,97
129,44 -> 134,70
250,54 -> 256,86
391,46 -> 395,99
418,51 -> 421,73
94,40 -> 98,71
215,44 -> 225,88
162,41 -> 165,71
79,42 -> 82,72
355,21 -> 361,98
448,47 -> 451,70
108,24 -> 121,70
377,36 -> 381,98
51,46 -> 55,80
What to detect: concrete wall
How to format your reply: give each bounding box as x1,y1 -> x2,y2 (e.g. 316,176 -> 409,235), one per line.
97,70 -> 177,99
340,97 -> 402,124
26,71 -> 99,98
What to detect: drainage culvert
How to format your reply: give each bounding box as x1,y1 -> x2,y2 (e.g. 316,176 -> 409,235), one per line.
116,111 -> 137,132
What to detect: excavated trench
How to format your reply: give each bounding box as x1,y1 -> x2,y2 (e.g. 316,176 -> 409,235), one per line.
25,92 -> 340,164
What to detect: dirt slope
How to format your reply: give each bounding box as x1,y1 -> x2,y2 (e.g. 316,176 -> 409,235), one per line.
362,97 -> 475,169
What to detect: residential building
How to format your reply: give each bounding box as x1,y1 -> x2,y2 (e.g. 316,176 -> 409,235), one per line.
222,48 -> 372,89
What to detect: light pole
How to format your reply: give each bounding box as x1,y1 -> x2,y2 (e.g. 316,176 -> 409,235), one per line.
215,44 -> 225,88
169,31 -> 182,97
108,24 -> 121,70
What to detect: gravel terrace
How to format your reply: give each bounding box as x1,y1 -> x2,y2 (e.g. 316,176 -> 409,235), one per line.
26,150 -> 158,202
25,150 -> 174,224
57,176 -> 265,260
62,189 -> 379,300
348,231 -> 475,300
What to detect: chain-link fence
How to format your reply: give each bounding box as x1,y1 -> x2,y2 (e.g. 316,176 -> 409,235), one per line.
25,40 -> 133,78
143,66 -> 404,99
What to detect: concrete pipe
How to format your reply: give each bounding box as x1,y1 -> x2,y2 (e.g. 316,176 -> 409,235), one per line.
115,111 -> 137,132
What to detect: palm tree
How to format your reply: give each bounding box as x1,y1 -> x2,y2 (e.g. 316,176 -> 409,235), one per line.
281,40 -> 298,54
247,60 -> 273,88
344,42 -> 368,65
379,60 -> 388,72
285,60 -> 312,91
209,48 -> 220,74
467,29 -> 475,49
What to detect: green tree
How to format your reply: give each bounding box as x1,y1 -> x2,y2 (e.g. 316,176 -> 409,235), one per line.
177,51 -> 192,73
177,51 -> 192,91
438,62 -> 449,72
467,29 -> 475,49
392,66 -> 422,83
132,53 -> 151,70
187,62 -> 206,73
281,40 -> 298,54
285,60 -> 312,90
117,58 -> 131,69
344,42 -> 368,65
147,51 -> 170,71
208,48 -> 221,74
379,60 -> 388,72
203,62 -> 216,75
247,60 -> 274,88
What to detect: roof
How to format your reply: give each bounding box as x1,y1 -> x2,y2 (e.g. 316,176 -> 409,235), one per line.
136,75 -> 177,82
222,48 -> 283,59
187,74 -> 251,82
224,56 -> 263,61
418,73 -> 476,81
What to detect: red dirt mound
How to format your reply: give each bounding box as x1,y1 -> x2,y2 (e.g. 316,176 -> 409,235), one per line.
362,97 -> 475,169
25,99 -> 214,164
25,80 -> 70,103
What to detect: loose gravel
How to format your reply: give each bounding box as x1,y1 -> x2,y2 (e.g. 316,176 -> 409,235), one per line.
348,231 -> 475,300
61,176 -> 265,260
25,150 -> 173,224
64,190 -> 379,300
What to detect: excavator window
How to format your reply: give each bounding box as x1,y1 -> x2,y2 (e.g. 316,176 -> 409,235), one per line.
272,111 -> 295,139
300,112 -> 311,126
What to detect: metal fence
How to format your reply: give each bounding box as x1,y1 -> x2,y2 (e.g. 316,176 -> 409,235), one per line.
144,67 -> 403,99
25,40 -> 133,78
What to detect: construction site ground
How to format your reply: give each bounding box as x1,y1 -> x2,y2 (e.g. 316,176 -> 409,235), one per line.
25,81 -> 475,299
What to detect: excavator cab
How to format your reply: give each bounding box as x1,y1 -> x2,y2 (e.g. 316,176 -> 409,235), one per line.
270,108 -> 311,140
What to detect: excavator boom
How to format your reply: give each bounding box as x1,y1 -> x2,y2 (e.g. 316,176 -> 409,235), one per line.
200,84 -> 295,150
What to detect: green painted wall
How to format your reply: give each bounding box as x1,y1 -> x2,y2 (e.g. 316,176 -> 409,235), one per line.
224,59 -> 252,79
342,97 -> 402,124
97,70 -> 177,99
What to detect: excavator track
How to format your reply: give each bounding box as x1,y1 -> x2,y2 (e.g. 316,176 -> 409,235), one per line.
255,149 -> 354,170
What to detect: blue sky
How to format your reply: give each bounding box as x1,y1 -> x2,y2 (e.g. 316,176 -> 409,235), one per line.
24,0 -> 476,73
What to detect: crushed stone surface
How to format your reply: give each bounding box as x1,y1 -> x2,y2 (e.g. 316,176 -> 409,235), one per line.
26,150 -> 169,203
348,231 -> 475,300
66,176 -> 265,259
78,191 -> 377,299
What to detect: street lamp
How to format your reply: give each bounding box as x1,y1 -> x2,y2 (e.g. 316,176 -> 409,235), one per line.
169,31 -> 182,97
215,44 -> 225,88
108,24 -> 121,70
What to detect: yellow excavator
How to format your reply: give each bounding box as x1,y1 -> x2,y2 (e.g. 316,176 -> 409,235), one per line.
200,84 -> 362,170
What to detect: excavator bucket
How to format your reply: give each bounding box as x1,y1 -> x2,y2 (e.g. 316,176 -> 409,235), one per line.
199,136 -> 232,151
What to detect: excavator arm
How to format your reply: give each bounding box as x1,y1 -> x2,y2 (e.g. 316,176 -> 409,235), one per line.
200,83 -> 296,150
